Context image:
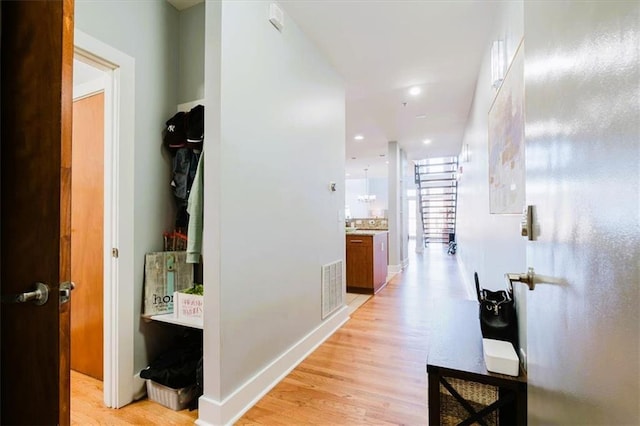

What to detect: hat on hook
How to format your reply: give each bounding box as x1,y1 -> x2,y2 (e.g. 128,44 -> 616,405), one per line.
163,111 -> 188,152
186,105 -> 204,148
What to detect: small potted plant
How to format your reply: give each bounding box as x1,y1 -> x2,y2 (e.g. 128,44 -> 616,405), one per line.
174,284 -> 204,324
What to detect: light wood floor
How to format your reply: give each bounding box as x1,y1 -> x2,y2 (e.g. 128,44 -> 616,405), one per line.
71,370 -> 198,425
71,243 -> 469,425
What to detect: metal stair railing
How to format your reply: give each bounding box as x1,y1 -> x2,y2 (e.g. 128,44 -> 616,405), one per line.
415,157 -> 459,247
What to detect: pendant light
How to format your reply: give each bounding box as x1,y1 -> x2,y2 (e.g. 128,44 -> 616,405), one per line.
357,168 -> 376,203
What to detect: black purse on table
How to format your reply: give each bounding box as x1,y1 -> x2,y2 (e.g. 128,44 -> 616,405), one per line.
474,272 -> 518,349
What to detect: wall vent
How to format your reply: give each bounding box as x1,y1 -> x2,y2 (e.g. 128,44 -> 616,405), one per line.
321,260 -> 343,319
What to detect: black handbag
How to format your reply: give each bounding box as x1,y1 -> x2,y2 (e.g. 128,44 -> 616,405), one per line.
474,272 -> 518,349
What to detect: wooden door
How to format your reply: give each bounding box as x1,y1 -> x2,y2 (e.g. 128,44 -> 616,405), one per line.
0,0 -> 74,424
71,93 -> 104,380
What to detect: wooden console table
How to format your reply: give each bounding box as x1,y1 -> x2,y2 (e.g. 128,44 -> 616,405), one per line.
427,300 -> 527,425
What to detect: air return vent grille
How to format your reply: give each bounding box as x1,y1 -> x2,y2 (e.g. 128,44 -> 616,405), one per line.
321,260 -> 343,319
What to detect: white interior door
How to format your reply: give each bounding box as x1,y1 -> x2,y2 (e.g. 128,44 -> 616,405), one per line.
524,2 -> 640,424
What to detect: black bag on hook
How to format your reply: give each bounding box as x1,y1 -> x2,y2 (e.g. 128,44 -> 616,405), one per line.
475,272 -> 519,349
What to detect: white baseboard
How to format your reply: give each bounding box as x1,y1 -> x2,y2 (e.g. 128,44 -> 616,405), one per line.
385,258 -> 408,284
387,264 -> 402,283
388,263 -> 402,274
195,398 -> 218,426
197,306 -> 349,426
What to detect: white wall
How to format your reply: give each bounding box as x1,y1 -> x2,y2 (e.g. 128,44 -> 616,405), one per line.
201,1 -> 345,421
388,142 -> 408,270
218,0 -> 345,396
178,2 -> 205,103
75,0 -> 181,375
455,1 -> 527,353
400,149 -> 409,264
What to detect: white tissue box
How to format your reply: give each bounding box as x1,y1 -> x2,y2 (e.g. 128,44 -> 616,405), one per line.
482,338 -> 519,376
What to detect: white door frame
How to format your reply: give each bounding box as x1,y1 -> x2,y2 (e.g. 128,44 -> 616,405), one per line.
74,30 -> 135,409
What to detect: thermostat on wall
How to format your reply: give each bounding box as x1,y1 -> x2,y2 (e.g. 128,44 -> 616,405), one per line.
269,3 -> 284,32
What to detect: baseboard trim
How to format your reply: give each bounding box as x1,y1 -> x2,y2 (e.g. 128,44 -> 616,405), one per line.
196,306 -> 349,426
386,268 -> 399,283
373,280 -> 389,295
388,263 -> 402,274
195,397 -> 218,426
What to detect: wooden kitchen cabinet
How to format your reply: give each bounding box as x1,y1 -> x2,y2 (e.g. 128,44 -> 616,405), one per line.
346,231 -> 388,294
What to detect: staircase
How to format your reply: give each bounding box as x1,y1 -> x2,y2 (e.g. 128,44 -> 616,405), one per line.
414,157 -> 458,246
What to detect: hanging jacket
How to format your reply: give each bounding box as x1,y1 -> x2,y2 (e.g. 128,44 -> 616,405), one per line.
187,152 -> 204,263
171,148 -> 200,206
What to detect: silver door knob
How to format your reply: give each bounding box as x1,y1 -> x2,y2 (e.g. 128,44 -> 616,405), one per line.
4,282 -> 50,305
505,267 -> 535,291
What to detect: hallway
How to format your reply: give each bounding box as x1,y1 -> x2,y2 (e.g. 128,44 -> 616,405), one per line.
237,243 -> 470,424
71,244 -> 470,424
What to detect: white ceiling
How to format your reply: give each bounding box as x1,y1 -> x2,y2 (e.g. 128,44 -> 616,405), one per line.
279,1 -> 499,178
170,1 -> 499,179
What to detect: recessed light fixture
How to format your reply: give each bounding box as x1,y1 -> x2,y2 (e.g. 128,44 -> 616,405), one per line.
409,86 -> 421,96
346,173 -> 351,177
416,114 -> 427,119
385,161 -> 389,164
354,134 -> 364,140
423,139 -> 432,145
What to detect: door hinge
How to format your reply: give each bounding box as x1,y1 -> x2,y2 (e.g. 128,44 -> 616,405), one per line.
112,248 -> 119,258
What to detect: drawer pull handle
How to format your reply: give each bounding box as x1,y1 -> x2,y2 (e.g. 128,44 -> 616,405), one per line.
350,240 -> 363,243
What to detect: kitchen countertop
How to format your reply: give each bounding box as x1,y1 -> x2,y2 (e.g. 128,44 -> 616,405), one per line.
346,230 -> 388,236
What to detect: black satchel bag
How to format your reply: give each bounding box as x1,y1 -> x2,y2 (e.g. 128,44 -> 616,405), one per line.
474,272 -> 518,349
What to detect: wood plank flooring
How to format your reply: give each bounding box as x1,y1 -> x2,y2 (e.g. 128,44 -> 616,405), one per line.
238,243 -> 469,425
71,370 -> 198,425
71,243 -> 470,424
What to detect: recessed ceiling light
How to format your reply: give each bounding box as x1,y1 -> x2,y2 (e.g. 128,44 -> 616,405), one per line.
416,114 -> 427,119
385,161 -> 389,164
423,139 -> 432,145
409,86 -> 421,96
354,134 -> 364,140
346,173 -> 351,177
